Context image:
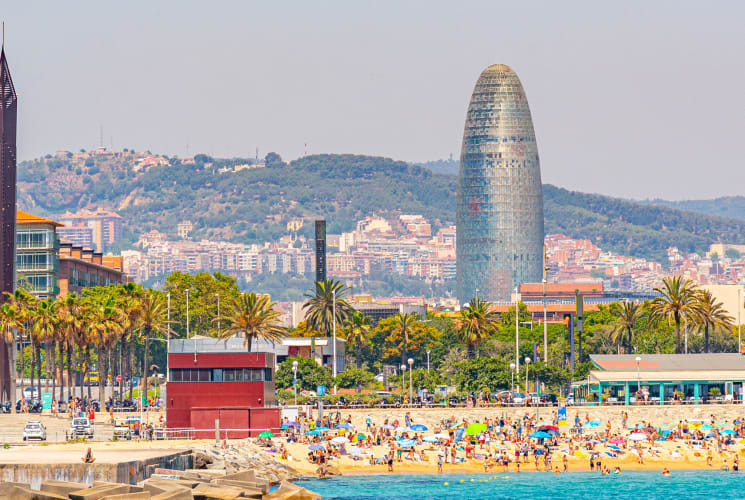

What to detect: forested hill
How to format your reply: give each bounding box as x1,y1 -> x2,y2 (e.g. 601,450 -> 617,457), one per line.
543,185 -> 745,263
16,151 -> 745,262
637,196 -> 745,222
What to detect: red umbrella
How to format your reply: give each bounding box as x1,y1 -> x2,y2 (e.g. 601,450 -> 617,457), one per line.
539,425 -> 559,432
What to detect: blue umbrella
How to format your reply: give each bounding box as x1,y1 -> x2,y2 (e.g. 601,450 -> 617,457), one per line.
721,429 -> 737,435
337,423 -> 355,429
305,430 -> 321,435
529,431 -> 552,439
410,424 -> 428,432
423,436 -> 439,442
398,439 -> 417,448
286,421 -> 300,427
309,444 -> 325,451
608,445 -> 621,450
316,426 -> 329,431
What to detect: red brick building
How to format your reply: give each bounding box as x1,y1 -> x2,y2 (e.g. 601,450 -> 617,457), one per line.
166,337 -> 280,438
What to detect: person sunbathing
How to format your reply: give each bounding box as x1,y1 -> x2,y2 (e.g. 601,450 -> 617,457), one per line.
82,448 -> 95,464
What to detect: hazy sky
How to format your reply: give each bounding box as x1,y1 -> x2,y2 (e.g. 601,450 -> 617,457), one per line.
4,1 -> 744,200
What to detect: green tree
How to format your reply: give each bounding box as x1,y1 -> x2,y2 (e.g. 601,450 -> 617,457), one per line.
302,280 -> 352,337
334,368 -> 375,390
692,290 -> 734,353
648,276 -> 702,354
215,292 -> 287,352
137,290 -> 173,404
275,357 -> 332,390
164,272 -> 241,338
609,301 -> 644,353
455,298 -> 498,358
453,357 -> 511,392
343,310 -> 372,369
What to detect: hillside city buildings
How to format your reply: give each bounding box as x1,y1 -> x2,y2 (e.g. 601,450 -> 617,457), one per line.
456,64 -> 544,303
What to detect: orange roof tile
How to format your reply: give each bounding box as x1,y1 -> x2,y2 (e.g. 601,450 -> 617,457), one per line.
16,210 -> 64,227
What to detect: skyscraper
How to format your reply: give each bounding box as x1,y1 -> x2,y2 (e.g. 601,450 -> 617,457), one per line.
456,64 -> 544,303
0,45 -> 17,401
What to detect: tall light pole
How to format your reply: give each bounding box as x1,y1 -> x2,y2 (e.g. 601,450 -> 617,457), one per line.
426,350 -> 431,372
408,358 -> 414,404
543,245 -> 548,363
166,291 -> 171,383
186,288 -> 195,363
524,357 -> 531,404
635,356 -> 641,399
292,360 -> 298,406
332,289 -> 337,394
515,287 -> 520,373
510,362 -> 516,393
400,364 -> 407,404
215,293 -> 221,338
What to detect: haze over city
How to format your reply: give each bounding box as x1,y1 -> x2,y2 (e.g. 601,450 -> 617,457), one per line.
3,0 -> 744,200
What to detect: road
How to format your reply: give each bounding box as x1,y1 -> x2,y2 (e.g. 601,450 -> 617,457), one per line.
0,410 -> 166,444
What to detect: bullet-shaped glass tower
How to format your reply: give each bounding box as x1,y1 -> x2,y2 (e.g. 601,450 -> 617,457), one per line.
457,64 -> 544,303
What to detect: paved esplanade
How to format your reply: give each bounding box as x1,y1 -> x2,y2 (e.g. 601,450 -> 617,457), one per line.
457,64 -> 544,303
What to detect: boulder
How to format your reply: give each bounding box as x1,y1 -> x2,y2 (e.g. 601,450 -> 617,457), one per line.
151,490 -> 193,500
3,485 -> 68,500
99,493 -> 151,500
41,479 -> 90,496
191,483 -> 245,500
69,484 -> 131,500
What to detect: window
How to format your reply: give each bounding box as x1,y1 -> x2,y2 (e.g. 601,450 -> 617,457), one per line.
168,368 -> 272,382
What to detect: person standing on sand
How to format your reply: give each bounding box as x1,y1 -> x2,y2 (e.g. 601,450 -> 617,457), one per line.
707,449 -> 714,466
563,454 -> 568,472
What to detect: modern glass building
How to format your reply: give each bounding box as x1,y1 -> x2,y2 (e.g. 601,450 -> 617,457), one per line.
456,64 -> 544,303
16,211 -> 61,298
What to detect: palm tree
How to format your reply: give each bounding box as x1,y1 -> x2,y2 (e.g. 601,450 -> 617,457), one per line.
138,290 -> 173,407
0,302 -> 21,409
392,312 -> 420,366
456,298 -> 498,358
215,292 -> 287,352
609,301 -> 644,353
90,295 -> 127,404
649,276 -> 702,354
343,310 -> 372,369
118,283 -> 145,400
30,299 -> 56,400
303,280 -> 353,337
7,289 -> 35,396
56,293 -> 84,401
692,290 -> 735,353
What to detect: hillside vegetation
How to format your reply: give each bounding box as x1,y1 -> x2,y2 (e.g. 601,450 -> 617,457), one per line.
17,152 -> 745,262
638,196 -> 745,222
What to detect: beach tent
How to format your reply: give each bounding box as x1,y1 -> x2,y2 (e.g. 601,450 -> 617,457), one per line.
628,433 -> 647,441
410,424 -> 428,431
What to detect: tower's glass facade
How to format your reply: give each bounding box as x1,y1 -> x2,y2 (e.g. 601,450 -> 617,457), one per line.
456,64 -> 544,303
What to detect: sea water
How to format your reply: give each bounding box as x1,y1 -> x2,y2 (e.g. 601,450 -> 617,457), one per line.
297,471 -> 745,499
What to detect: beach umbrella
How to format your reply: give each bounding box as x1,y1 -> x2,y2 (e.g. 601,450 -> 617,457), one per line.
700,424 -> 713,430
305,430 -> 321,436
286,421 -> 300,427
735,420 -> 741,425
337,422 -> 355,429
349,446 -> 364,454
628,433 -> 646,441
582,421 -> 599,429
608,445 -> 621,450
399,439 -> 417,448
466,423 -> 488,435
715,422 -> 728,428
395,426 -> 408,432
258,431 -> 274,438
280,425 -> 288,430
410,424 -> 428,432
316,426 -> 329,431
721,429 -> 737,435
380,424 -> 395,430
434,432 -> 449,439
529,431 -> 552,439
542,429 -> 560,435
308,444 -> 325,451
350,433 -> 366,442
589,420 -> 603,426
626,424 -> 639,430
609,438 -> 625,444
423,436 -> 439,442
331,436 -> 350,444
539,425 -> 559,432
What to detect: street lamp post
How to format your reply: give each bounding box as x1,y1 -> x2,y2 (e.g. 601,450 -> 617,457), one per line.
400,364 -> 407,405
635,356 -> 642,402
215,293 -> 220,338
166,291 -> 171,383
408,358 -> 413,404
510,362 -> 516,393
524,357 -> 531,405
514,287 -> 520,373
332,289 -> 337,394
185,289 -> 195,363
292,360 -> 298,406
426,350 -> 431,372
